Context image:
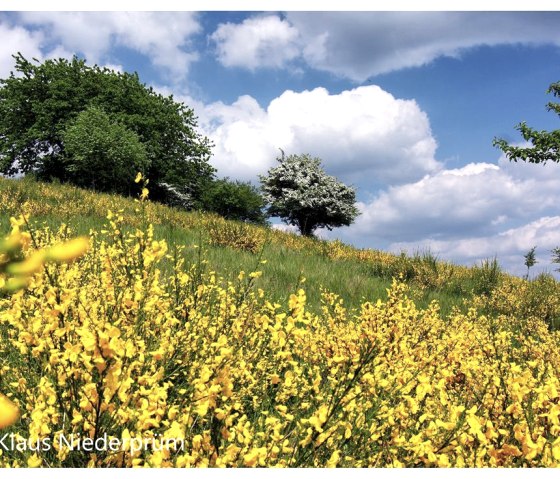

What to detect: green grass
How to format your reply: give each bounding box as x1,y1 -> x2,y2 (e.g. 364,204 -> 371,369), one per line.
0,175 -> 514,317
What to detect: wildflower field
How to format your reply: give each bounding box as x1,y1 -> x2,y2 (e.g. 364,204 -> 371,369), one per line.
2,177 -> 560,467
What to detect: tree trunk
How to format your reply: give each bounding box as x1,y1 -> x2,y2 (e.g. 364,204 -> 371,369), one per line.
298,217 -> 316,238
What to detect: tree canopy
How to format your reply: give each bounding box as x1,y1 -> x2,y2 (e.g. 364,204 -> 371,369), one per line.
0,53 -> 214,207
202,178 -> 268,225
493,81 -> 560,164
62,105 -> 148,195
260,153 -> 359,237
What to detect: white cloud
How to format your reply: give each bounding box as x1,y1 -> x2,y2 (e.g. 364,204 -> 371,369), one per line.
197,85 -> 441,184
317,145 -> 560,276
18,12 -> 201,78
99,63 -> 124,73
348,154 -> 560,243
211,15 -> 300,70
0,20 -> 76,79
212,12 -> 560,81
0,22 -> 44,78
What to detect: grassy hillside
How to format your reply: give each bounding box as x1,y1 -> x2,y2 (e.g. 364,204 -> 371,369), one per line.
0,176 -> 515,315
2,176 -> 560,468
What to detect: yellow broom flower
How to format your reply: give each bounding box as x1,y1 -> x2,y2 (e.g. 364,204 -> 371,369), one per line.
27,454 -> 42,467
0,393 -> 19,429
0,232 -> 22,255
5,250 -> 46,276
45,237 -> 90,263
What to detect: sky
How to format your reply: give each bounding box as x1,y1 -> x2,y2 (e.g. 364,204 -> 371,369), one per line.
1,6 -> 560,277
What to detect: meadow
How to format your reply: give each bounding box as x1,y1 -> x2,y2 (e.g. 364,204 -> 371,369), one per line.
1,175 -> 560,467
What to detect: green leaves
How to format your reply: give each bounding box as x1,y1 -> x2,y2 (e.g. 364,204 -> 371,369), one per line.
493,80 -> 560,164
202,178 -> 268,225
62,105 -> 148,194
0,53 -> 214,208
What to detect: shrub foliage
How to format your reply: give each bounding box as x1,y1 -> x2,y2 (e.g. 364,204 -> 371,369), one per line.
0,54 -> 214,207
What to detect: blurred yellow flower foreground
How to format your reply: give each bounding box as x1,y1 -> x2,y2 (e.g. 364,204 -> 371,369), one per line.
1,216 -> 90,436
1,207 -> 560,468
0,393 -> 19,429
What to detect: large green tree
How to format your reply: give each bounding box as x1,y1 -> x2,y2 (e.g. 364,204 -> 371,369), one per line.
0,53 -> 214,207
493,81 -> 560,164
260,153 -> 359,237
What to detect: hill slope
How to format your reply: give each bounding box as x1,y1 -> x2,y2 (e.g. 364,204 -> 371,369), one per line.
0,175 -> 519,314
2,176 -> 560,467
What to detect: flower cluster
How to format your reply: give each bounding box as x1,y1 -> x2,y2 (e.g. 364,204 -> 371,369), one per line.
0,213 -> 89,436
1,176 -> 560,468
1,213 -> 89,293
206,217 -> 267,254
1,202 -> 560,468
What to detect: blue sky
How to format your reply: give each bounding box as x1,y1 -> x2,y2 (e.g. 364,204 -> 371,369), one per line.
1,9 -> 560,276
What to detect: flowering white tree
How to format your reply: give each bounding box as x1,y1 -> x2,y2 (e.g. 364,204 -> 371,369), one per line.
260,153 -> 359,237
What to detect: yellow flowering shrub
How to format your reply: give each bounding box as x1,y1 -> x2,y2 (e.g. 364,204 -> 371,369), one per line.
472,273 -> 560,330
206,217 -> 267,254
1,201 -> 560,467
1,177 -> 560,467
0,213 -> 89,437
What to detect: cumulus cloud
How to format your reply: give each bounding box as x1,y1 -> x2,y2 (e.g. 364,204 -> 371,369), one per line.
0,19 -> 76,79
0,22 -> 43,78
0,22 -> 56,79
17,12 -> 201,78
212,12 -> 560,81
197,85 -> 441,185
211,15 -> 301,70
348,152 -> 560,242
